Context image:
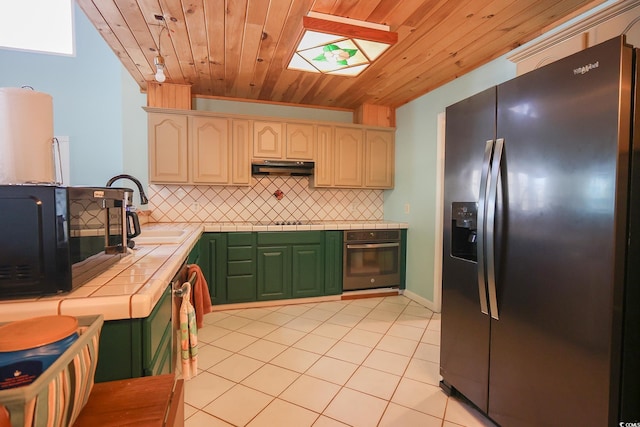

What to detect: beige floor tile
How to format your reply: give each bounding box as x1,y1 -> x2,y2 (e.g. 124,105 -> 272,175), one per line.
413,342 -> 440,363
271,347 -> 321,373
376,334 -> 419,356
323,388 -> 388,427
300,307 -> 336,321
280,374 -> 341,412
395,313 -> 431,329
313,301 -> 349,313
403,304 -> 434,318
203,384 -> 273,426
285,316 -> 323,333
325,340 -> 372,364
242,363 -> 300,396
184,371 -> 235,409
348,297 -> 384,308
236,320 -> 279,338
197,325 -> 233,344
428,314 -> 442,331
203,311 -> 231,324
379,402 -> 442,427
365,309 -> 401,322
214,315 -> 254,331
259,311 -> 296,326
363,349 -> 410,376
293,333 -> 338,354
341,328 -> 383,348
234,307 -> 272,320
184,403 -> 198,419
197,344 -> 233,370
305,356 -> 358,385
391,377 -> 448,418
247,398 -> 319,427
355,318 -> 393,334
345,365 -> 401,400
445,396 -> 497,427
376,301 -> 407,313
383,295 -> 412,306
185,410 -> 235,427
326,312 -> 363,328
338,303 -> 372,317
211,331 -> 258,352
262,326 -> 306,345
421,329 -> 441,346
404,358 -> 441,386
208,353 -> 265,382
238,338 -> 288,362
387,323 -> 425,341
311,322 -> 351,340
312,415 -> 350,427
277,304 -> 312,316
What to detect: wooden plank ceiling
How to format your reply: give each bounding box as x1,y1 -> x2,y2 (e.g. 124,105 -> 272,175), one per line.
77,0 -> 605,111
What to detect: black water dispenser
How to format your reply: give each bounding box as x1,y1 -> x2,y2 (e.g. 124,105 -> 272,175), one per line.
451,202 -> 477,261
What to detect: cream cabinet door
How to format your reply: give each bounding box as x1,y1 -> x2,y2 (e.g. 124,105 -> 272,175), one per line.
149,113 -> 188,183
253,121 -> 283,159
190,116 -> 229,184
313,125 -> 334,187
334,127 -> 363,187
231,119 -> 251,185
285,123 -> 314,160
364,130 -> 394,189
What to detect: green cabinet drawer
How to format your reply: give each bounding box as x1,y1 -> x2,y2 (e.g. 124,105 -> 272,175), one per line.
257,231 -> 323,245
228,259 -> 254,275
228,246 -> 253,261
228,232 -> 255,246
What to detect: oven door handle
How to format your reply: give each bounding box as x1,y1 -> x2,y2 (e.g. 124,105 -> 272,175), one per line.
346,242 -> 400,249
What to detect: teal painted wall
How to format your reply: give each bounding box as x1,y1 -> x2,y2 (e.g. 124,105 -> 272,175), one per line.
385,58 -> 516,305
0,3 -> 133,186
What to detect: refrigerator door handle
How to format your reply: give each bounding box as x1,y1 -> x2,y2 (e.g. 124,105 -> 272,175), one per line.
486,138 -> 504,320
476,139 -> 494,316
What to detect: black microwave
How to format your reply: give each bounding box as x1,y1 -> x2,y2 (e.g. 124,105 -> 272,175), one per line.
0,185 -> 129,299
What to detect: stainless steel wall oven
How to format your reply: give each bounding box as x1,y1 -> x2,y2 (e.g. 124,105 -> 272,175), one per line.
343,229 -> 401,291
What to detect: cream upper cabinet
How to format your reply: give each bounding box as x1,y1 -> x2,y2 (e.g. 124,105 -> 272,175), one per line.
148,113 -> 188,183
285,123 -> 315,160
313,125 -> 334,187
364,130 -> 394,189
334,127 -> 363,188
231,119 -> 251,185
190,116 -> 229,184
253,121 -> 283,159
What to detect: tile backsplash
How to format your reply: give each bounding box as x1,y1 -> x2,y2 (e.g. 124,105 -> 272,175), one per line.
148,176 -> 383,223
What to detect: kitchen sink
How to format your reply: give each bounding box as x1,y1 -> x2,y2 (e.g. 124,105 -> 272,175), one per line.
131,229 -> 189,245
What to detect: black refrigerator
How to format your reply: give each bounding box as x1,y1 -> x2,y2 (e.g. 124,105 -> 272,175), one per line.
440,35 -> 640,427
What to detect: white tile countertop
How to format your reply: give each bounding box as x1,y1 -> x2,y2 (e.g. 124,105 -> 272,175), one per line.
0,220 -> 407,323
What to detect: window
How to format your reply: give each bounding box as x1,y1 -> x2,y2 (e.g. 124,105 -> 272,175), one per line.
0,0 -> 74,55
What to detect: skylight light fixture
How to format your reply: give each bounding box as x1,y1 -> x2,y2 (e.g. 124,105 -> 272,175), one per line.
288,12 -> 398,77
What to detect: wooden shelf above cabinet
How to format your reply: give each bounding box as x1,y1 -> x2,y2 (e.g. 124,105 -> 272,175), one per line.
147,82 -> 192,110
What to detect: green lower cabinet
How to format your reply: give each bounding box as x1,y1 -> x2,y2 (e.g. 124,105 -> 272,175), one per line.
324,231 -> 343,295
95,284 -> 173,382
198,230 -> 348,305
200,233 -> 228,304
292,244 -> 324,298
257,246 -> 291,300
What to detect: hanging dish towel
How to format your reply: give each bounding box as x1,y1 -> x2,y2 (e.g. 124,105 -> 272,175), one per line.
188,264 -> 212,328
179,282 -> 198,380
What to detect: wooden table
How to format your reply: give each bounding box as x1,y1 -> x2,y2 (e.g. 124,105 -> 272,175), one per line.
73,374 -> 184,427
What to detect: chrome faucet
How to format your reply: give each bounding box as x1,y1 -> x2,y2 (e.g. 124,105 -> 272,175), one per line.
105,174 -> 149,205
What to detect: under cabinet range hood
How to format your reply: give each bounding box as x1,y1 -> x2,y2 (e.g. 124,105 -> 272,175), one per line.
251,160 -> 314,176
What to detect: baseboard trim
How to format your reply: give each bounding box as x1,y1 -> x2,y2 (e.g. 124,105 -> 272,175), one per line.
401,289 -> 440,312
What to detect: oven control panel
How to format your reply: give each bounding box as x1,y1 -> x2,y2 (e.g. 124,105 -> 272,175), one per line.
344,229 -> 401,242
